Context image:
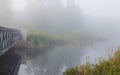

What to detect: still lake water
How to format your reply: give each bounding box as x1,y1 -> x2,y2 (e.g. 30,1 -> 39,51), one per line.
18,39 -> 120,75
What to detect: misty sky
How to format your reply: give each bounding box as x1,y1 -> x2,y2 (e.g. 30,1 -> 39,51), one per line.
0,0 -> 120,38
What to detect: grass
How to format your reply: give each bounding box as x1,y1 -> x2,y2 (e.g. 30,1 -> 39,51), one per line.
64,48 -> 120,75
27,29 -> 56,47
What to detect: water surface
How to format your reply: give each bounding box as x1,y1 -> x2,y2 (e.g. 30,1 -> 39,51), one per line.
18,39 -> 120,75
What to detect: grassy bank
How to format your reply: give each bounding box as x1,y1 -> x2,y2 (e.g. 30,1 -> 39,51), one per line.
27,29 -> 63,48
64,48 -> 120,75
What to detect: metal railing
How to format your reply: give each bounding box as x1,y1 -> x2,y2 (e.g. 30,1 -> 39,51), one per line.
0,26 -> 22,56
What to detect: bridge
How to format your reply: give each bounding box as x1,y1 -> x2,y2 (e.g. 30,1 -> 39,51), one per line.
0,26 -> 22,75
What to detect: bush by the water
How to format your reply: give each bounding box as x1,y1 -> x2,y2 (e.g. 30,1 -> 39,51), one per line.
27,29 -> 57,48
64,48 -> 120,75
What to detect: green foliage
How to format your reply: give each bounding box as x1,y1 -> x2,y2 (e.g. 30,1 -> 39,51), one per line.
64,48 -> 120,75
27,29 -> 56,47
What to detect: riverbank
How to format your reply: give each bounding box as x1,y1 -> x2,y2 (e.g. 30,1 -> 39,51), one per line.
64,48 -> 120,75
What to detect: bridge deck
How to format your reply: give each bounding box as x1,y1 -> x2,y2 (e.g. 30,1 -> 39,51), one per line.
0,55 -> 21,75
0,26 -> 22,75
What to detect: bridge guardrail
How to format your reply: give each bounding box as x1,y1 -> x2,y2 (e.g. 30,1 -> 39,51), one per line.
0,26 -> 22,56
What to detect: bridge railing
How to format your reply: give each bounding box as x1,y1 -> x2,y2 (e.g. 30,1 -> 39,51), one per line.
0,26 -> 22,56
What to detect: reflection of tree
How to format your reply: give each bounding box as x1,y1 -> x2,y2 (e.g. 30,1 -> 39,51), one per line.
23,0 -> 82,34
25,44 -> 85,75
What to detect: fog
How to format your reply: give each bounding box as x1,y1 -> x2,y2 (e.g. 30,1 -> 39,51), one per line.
13,0 -> 82,35
79,0 -> 120,38
1,0 -> 120,75
0,0 -> 120,38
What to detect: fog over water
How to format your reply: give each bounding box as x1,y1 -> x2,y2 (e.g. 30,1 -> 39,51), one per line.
1,0 -> 120,75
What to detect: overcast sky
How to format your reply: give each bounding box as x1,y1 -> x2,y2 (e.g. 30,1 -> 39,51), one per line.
0,0 -> 120,38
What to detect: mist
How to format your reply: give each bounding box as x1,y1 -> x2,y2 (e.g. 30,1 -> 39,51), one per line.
0,0 -> 119,38
1,0 -> 120,75
10,0 -> 82,35
0,0 -> 120,39
78,0 -> 120,38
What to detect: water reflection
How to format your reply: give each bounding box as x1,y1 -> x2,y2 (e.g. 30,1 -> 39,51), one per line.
18,39 -> 120,75
18,65 -> 34,75
27,45 -> 84,75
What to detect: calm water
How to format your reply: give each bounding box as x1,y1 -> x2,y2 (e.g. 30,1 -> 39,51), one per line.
18,39 -> 120,75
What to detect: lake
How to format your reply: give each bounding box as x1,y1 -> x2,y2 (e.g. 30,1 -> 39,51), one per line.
18,38 -> 120,75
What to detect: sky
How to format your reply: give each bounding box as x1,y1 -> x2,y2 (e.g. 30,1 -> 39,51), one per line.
11,0 -> 120,18
1,0 -> 120,38
78,0 -> 120,17
11,0 -> 26,12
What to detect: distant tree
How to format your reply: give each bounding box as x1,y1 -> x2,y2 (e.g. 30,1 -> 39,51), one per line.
21,0 -> 82,34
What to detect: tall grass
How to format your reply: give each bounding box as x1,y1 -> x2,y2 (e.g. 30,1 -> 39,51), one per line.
64,48 -> 120,75
27,29 -> 56,47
